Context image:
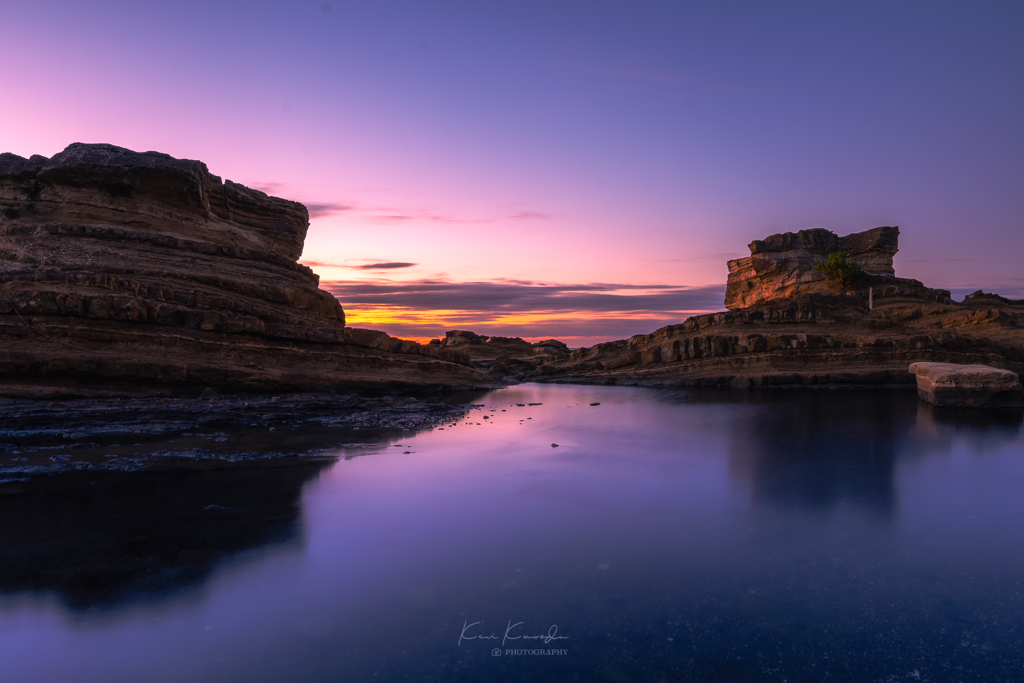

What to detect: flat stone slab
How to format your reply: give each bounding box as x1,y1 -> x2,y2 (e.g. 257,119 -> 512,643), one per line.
909,362 -> 1024,408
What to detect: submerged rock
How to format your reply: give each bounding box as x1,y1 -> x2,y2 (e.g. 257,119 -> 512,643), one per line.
909,362 -> 1024,408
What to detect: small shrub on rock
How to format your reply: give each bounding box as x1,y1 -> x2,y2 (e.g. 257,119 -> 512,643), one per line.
815,252 -> 865,287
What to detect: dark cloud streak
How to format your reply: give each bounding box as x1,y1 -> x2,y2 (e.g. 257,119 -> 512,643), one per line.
324,278 -> 726,313
354,262 -> 418,270
305,202 -> 355,218
300,260 -> 418,270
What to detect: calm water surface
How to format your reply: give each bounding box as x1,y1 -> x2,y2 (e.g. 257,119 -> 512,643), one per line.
1,384 -> 1023,683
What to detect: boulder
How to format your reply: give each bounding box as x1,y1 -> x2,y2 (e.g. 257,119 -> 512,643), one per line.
533,339 -> 570,357
909,362 -> 1024,408
442,330 -> 482,346
345,327 -> 392,351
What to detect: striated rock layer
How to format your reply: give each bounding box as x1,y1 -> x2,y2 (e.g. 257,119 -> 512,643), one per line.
530,228 -> 1024,389
0,143 -> 496,396
725,226 -> 899,309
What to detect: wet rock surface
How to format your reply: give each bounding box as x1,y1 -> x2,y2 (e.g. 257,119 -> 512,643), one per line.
0,391 -> 481,481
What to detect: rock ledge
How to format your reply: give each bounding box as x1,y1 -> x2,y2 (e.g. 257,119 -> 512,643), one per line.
909,362 -> 1024,408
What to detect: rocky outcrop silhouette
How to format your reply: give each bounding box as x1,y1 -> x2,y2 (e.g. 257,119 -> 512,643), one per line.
530,227 -> 1024,388
0,143 -> 494,396
432,330 -> 572,381
725,226 -> 899,309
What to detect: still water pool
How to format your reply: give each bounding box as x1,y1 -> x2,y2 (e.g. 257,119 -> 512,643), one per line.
1,384 -> 1023,682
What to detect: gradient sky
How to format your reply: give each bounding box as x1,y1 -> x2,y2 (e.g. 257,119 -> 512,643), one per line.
3,1 -> 1022,343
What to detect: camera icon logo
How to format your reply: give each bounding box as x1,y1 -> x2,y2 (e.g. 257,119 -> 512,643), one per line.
491,648 -> 501,657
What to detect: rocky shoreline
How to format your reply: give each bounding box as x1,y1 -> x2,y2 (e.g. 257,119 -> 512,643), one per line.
388,228 -> 1022,391
0,390 -> 483,483
519,228 -> 1024,389
0,143 -> 497,396
3,144 -> 1022,483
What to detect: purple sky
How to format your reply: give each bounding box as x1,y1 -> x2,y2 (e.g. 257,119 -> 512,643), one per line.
3,1 -> 1022,343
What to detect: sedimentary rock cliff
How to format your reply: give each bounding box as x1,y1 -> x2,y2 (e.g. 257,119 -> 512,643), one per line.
725,226 -> 899,309
0,143 -> 495,396
532,227 -> 1024,388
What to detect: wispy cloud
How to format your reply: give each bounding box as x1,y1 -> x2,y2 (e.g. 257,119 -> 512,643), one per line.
301,259 -> 418,270
244,184 -> 551,225
324,278 -> 725,313
305,202 -> 355,218
353,262 -> 418,270
360,208 -> 549,225
322,276 -> 726,344
508,211 -> 550,221
247,185 -> 354,217
947,280 -> 1024,301
248,182 -> 283,196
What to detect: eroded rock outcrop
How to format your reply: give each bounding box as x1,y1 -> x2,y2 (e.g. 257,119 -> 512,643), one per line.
434,331 -> 573,380
725,226 -> 899,309
0,143 -> 495,395
532,227 -> 1024,389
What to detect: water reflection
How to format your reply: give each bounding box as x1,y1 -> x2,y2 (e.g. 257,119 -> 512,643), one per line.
2,384 -> 1023,683
913,402 -> 1023,450
0,463 -> 329,609
717,390 -> 917,515
723,390 -> 1023,515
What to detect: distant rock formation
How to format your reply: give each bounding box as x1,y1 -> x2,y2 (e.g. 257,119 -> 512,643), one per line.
725,226 -> 899,309
431,330 -> 571,381
0,143 -> 495,396
529,227 -> 1024,389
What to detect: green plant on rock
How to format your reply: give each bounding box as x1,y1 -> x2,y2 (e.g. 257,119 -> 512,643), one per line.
815,251 -> 865,287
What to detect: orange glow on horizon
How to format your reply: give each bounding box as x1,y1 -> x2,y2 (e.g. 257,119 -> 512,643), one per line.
343,305 -> 720,346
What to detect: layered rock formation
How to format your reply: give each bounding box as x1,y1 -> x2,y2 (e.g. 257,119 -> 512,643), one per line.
433,330 -> 572,381
438,330 -> 568,359
725,226 -> 899,309
531,227 -> 1024,389
0,143 -> 495,396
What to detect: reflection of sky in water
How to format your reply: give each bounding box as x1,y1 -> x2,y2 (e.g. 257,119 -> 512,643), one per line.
0,385 -> 1021,682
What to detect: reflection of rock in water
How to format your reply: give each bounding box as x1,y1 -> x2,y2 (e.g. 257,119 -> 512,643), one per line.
910,403 -> 1023,456
726,390 -> 1024,512
0,462 -> 329,609
726,391 -> 922,515
918,402 -> 1022,433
